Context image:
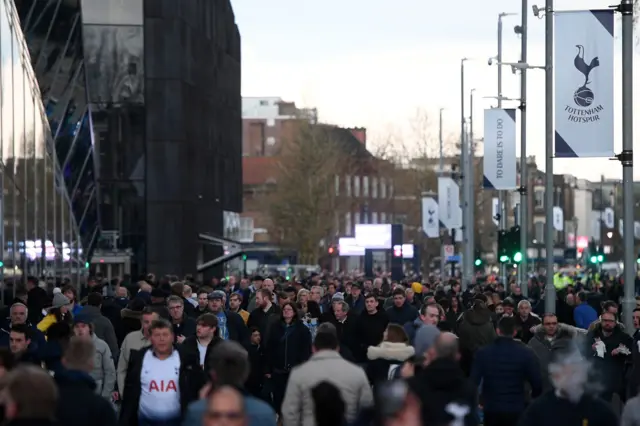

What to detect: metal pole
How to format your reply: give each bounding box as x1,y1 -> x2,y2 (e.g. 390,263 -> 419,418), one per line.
439,108 -> 446,277
467,90 -> 476,288
497,16 -> 507,283
544,0 -> 556,313
621,0 -> 634,333
460,59 -> 469,290
519,0 -> 529,297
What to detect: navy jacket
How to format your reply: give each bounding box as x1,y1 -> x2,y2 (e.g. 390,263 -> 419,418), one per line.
0,320 -> 46,352
471,337 -> 542,413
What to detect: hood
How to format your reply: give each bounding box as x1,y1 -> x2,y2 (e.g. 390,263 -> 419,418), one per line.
121,308 -> 142,320
54,368 -> 97,390
367,342 -> 415,361
463,306 -> 492,325
416,358 -> 467,390
534,326 -> 572,341
81,305 -> 101,318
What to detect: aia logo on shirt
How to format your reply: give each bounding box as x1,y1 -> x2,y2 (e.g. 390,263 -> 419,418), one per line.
148,380 -> 177,392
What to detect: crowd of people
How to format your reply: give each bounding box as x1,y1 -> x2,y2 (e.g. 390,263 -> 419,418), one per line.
0,272 -> 639,425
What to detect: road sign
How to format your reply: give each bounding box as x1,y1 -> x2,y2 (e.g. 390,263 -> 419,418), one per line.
443,245 -> 454,258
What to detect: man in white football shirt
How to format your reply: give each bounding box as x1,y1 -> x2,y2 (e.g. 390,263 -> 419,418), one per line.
119,318 -> 205,426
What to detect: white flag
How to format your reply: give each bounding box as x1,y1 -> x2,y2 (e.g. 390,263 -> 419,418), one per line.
603,207 -> 614,229
619,219 -> 624,237
634,222 -> 640,239
421,197 -> 439,238
483,109 -> 517,189
438,177 -> 461,229
552,207 -> 564,231
492,197 -> 500,227
554,10 -> 614,158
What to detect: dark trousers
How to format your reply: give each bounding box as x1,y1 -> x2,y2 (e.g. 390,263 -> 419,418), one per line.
138,417 -> 181,426
484,411 -> 521,426
271,372 -> 290,414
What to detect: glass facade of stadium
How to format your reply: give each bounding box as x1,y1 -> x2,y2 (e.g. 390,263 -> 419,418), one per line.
1,0 -> 85,280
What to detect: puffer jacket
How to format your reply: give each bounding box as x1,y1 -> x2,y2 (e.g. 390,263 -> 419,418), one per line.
90,334 -> 116,398
528,326 -> 575,391
365,341 -> 415,385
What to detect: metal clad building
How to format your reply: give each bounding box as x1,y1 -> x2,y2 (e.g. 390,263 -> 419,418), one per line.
15,0 -> 242,277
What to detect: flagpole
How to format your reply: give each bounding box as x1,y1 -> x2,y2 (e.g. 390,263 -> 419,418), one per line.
620,0 -> 634,333
544,0 -> 556,314
518,0 -> 529,297
439,108 -> 446,277
460,58 -> 469,290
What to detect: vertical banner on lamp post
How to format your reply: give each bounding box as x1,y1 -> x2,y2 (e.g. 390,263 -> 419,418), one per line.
421,197 -> 439,238
438,177 -> 461,230
554,10 -> 614,157
483,108 -> 517,190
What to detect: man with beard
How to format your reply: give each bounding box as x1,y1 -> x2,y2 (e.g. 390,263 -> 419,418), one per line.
585,310 -> 632,402
519,342 -> 617,426
528,313 -> 576,392
354,294 -> 389,363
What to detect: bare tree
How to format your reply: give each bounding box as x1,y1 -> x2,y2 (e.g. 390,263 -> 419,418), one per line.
264,122 -> 352,264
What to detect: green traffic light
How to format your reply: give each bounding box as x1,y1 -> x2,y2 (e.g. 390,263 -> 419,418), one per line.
0,261 -> 4,268
85,262 -> 89,268
474,259 -> 482,266
242,254 -> 247,261
590,256 -> 597,263
597,254 -> 603,262
499,255 -> 510,263
513,252 -> 523,263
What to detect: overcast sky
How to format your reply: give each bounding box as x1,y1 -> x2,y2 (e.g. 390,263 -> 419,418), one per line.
230,0 -> 640,181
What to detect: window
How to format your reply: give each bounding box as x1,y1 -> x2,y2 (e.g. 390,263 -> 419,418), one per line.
389,180 -> 394,198
345,212 -> 352,235
534,222 -> 544,242
372,212 -> 378,224
381,212 -> 387,223
534,190 -> 544,208
354,176 -> 361,197
259,100 -> 268,106
266,136 -> 276,146
267,118 -> 275,127
380,178 -> 387,199
372,177 -> 378,198
363,176 -> 369,197
354,212 -> 361,225
334,175 -> 340,196
345,175 -> 352,197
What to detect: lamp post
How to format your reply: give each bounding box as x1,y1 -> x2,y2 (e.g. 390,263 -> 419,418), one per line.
544,0 -> 555,314
467,88 -> 476,287
496,12 -> 517,283
460,58 -> 469,290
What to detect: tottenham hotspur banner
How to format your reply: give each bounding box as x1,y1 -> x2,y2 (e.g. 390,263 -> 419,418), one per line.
554,10 -> 614,158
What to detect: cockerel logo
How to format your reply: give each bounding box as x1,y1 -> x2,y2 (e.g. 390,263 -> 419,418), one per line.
573,45 -> 600,107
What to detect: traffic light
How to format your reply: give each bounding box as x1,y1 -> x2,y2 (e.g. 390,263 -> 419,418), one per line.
498,230 -> 509,263
474,249 -> 483,268
509,226 -> 522,263
0,260 -> 4,268
84,261 -> 89,269
241,254 -> 247,261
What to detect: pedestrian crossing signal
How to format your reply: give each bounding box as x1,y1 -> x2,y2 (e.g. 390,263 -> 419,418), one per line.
474,258 -> 482,267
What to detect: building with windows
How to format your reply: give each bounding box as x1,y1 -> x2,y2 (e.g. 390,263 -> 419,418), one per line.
16,0 -> 242,277
0,0 -> 80,278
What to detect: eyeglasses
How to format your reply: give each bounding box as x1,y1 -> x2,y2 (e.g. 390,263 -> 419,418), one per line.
205,410 -> 244,421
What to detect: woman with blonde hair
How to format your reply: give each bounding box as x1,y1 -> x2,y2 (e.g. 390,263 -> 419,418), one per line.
366,323 -> 415,386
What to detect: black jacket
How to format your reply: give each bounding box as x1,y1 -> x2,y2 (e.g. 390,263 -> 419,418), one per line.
585,322 -> 633,393
355,309 -> 389,362
264,320 -> 311,374
247,304 -> 281,341
365,342 -> 414,386
119,345 -> 205,426
172,316 -> 197,342
411,358 -> 478,426
55,368 -> 117,426
182,335 -> 223,372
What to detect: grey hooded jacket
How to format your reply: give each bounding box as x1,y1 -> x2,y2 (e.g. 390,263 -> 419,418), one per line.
91,334 -> 116,398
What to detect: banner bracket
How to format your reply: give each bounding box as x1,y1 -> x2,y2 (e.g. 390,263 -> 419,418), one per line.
517,186 -> 527,195
611,2 -> 632,15
613,150 -> 633,167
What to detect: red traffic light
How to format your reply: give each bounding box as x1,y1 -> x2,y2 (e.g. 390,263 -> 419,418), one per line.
328,247 -> 335,254
393,245 -> 402,257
